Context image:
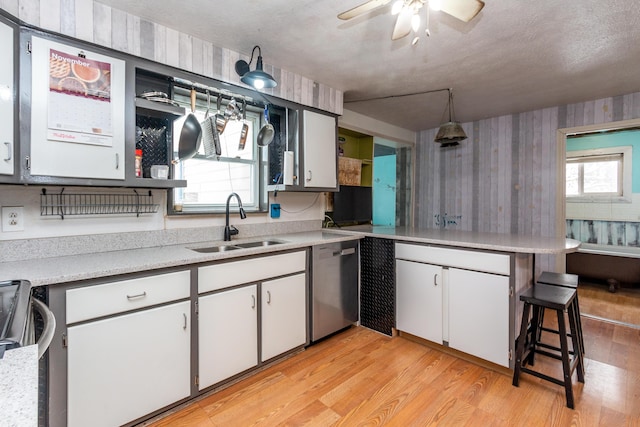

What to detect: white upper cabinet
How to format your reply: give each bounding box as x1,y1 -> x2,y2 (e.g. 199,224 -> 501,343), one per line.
0,20 -> 14,176
28,35 -> 126,180
302,109 -> 337,188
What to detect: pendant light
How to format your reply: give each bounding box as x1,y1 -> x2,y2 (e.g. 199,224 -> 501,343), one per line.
434,88 -> 467,146
234,45 -> 278,90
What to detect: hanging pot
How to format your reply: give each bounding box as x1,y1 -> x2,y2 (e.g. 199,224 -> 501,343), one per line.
238,99 -> 249,150
257,104 -> 275,147
177,88 -> 202,161
214,95 -> 227,135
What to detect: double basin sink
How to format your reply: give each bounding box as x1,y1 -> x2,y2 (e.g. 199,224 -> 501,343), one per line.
190,239 -> 285,253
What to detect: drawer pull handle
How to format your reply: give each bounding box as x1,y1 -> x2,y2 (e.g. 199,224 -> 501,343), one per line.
126,291 -> 147,300
251,295 -> 256,309
434,274 -> 438,286
4,142 -> 10,161
183,313 -> 187,330
267,290 -> 272,304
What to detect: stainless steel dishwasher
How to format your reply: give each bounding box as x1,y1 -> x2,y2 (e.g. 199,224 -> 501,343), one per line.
311,240 -> 359,342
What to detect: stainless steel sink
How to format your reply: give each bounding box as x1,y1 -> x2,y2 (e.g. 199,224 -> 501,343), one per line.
190,245 -> 241,253
234,240 -> 284,248
190,239 -> 285,253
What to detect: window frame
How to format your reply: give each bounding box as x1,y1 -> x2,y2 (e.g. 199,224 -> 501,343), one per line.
565,146 -> 632,203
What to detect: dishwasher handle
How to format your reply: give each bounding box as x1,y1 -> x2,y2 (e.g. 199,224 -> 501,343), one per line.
333,247 -> 356,256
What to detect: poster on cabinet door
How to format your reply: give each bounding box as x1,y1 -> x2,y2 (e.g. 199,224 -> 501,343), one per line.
47,49 -> 113,147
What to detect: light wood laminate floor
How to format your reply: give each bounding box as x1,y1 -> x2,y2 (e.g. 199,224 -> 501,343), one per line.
579,281 -> 640,327
145,316 -> 640,426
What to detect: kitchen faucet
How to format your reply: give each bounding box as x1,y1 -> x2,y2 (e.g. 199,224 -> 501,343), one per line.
224,192 -> 247,241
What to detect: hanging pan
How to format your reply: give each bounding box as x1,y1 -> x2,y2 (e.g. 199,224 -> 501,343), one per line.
177,88 -> 202,161
257,104 -> 275,147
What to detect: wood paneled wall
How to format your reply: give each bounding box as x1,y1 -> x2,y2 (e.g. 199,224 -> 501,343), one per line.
415,92 -> 640,272
0,0 -> 343,115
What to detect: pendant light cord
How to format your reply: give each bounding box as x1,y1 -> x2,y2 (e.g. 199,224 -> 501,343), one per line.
344,87 -> 450,104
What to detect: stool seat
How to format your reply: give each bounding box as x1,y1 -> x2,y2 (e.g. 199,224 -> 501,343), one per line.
520,284 -> 576,310
538,271 -> 578,288
513,283 -> 585,409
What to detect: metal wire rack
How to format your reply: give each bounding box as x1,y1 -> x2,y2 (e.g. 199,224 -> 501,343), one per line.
40,188 -> 160,219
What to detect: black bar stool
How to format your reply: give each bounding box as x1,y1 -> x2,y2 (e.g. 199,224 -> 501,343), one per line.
513,283 -> 585,409
537,272 -> 584,357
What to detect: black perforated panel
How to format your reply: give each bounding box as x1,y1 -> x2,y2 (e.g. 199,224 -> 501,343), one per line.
136,115 -> 170,178
360,237 -> 395,336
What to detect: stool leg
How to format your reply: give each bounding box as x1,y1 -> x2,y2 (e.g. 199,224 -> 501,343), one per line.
513,301 -> 532,387
528,305 -> 542,366
568,303 -> 585,383
557,309 -> 575,409
536,306 -> 545,343
574,295 -> 585,356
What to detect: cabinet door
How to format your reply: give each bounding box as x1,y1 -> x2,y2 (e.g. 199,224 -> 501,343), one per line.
67,301 -> 190,427
396,260 -> 443,343
29,36 -> 126,180
448,268 -> 510,367
0,20 -> 14,176
302,110 -> 337,188
261,273 -> 307,361
198,286 -> 258,390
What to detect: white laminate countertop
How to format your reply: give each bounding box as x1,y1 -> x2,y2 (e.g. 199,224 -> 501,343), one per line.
0,228 -> 580,287
0,345 -> 38,427
333,225 -> 581,254
0,231 -> 361,287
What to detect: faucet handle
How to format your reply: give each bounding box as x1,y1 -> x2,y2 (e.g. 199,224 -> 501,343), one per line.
229,225 -> 239,236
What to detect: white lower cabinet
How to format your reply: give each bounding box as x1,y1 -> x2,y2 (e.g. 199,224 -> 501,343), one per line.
448,268 -> 510,367
395,243 -> 512,368
261,273 -> 307,361
67,301 -> 191,427
197,251 -> 307,389
396,260 -> 443,344
198,285 -> 258,390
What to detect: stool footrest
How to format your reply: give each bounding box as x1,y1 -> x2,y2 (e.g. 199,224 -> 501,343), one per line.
520,367 -> 565,387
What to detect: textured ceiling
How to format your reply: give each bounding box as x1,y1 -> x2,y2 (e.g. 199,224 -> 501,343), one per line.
97,0 -> 640,131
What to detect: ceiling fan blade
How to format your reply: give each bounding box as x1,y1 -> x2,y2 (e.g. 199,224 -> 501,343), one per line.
439,0 -> 485,22
338,0 -> 392,20
391,6 -> 413,40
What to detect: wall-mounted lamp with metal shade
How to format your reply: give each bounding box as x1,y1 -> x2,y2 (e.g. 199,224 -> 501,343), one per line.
434,88 -> 467,147
234,45 -> 278,90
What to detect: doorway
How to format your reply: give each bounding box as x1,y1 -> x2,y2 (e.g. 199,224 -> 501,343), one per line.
559,119 -> 640,327
327,129 -> 412,227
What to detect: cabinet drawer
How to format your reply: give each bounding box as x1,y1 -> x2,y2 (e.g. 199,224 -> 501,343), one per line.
198,251 -> 306,294
66,271 -> 190,324
395,243 -> 510,276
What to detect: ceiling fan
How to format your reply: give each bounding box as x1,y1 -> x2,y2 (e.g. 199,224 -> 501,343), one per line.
338,0 -> 484,43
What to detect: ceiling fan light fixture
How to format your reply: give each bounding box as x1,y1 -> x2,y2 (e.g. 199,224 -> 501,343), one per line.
411,13 -> 421,32
235,45 -> 277,90
429,0 -> 443,11
391,0 -> 404,15
434,88 -> 467,145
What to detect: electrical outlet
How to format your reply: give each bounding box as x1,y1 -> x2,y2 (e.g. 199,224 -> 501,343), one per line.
2,206 -> 24,232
